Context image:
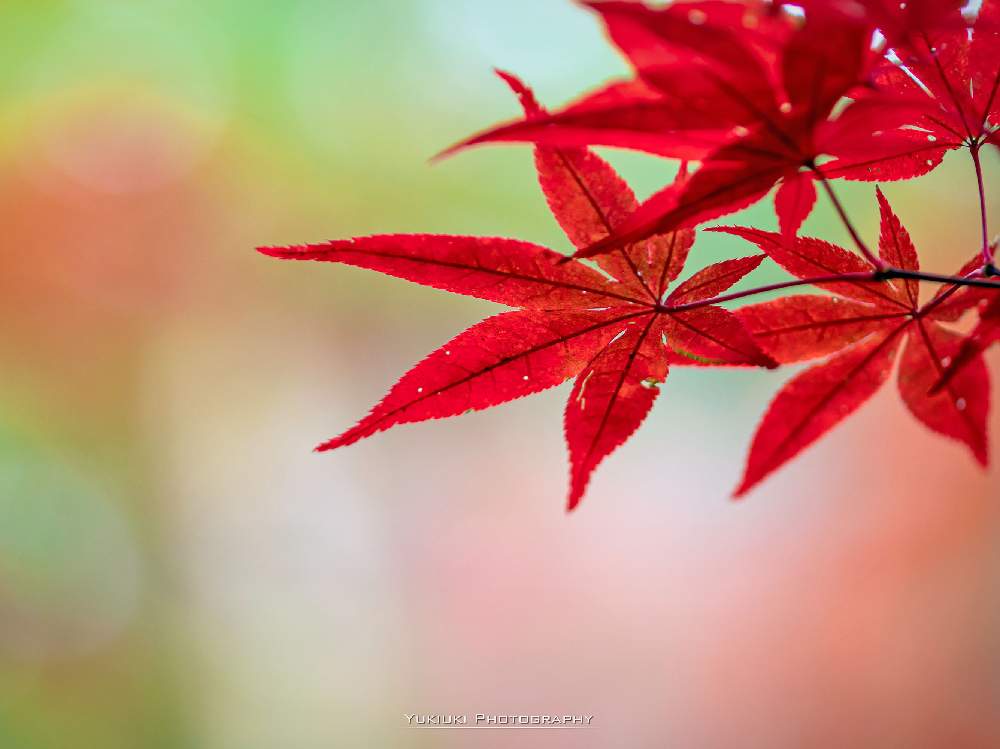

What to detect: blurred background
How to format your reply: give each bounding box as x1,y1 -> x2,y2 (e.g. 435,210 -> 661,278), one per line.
1,1 -> 999,747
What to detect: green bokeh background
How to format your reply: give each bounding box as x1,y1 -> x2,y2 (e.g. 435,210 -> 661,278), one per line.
1,2 -> 998,747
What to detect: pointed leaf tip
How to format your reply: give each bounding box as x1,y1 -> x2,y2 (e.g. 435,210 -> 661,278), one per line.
494,69 -> 543,116
430,141 -> 462,164
738,334 -> 900,495
316,429 -> 360,452
430,115 -> 529,164
433,70 -> 545,163
564,319 -> 665,510
258,244 -> 308,259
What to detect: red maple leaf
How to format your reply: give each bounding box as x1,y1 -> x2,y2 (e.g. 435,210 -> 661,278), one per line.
718,188 -> 991,495
831,0 -> 1000,178
445,1 -> 944,258
439,1 -> 795,162
259,74 -> 774,510
782,0 -> 969,52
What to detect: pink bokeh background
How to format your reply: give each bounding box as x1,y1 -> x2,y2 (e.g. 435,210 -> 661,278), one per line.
1,1 -> 998,747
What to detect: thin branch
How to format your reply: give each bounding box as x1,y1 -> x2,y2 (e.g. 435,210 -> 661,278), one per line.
970,143 -> 997,273
811,166 -> 888,272
662,269 -> 1000,314
917,267 -> 987,319
884,268 -> 1000,290
663,272 -> 878,312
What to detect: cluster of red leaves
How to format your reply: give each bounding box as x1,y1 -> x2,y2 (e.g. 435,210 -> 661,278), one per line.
723,191 -> 991,494
262,73 -> 775,509
262,0 -> 1000,509
453,0 -> 999,249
